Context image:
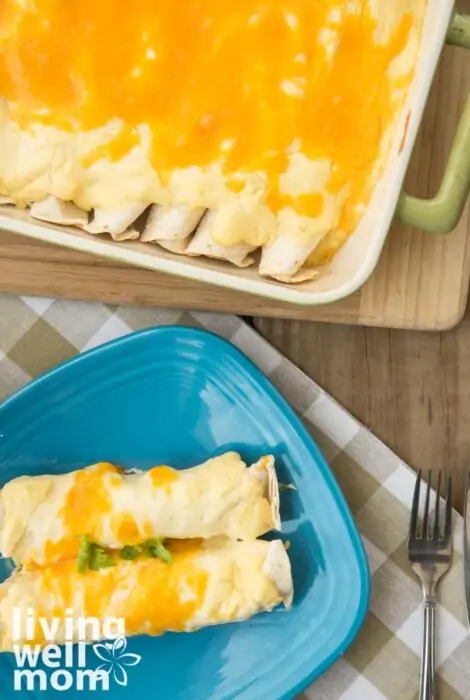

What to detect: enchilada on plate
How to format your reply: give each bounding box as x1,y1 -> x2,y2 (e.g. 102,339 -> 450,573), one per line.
0,538 -> 293,650
0,453 -> 280,567
0,0 -> 426,282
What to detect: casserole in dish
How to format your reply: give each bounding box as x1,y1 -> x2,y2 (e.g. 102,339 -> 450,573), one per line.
0,1 -> 469,304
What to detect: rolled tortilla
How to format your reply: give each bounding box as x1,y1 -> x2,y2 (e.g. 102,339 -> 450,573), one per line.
0,453 -> 280,566
84,204 -> 147,239
259,200 -> 344,282
0,538 -> 292,649
141,204 -> 205,243
0,196 -> 14,205
156,238 -> 197,254
186,210 -> 256,267
29,195 -> 89,228
260,229 -> 322,283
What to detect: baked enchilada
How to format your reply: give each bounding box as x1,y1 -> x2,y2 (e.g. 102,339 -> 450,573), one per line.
0,0 -> 426,282
0,538 -> 293,649
0,454 -> 280,566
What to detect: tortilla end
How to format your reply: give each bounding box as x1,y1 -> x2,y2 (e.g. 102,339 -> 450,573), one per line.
264,269 -> 320,284
85,204 -> 147,237
141,205 -> 205,243
156,238 -> 193,254
265,456 -> 281,531
29,196 -> 89,228
187,246 -> 254,268
230,255 -> 254,268
250,455 -> 281,532
109,228 -> 140,242
84,221 -> 108,235
83,221 -> 141,241
263,540 -> 294,608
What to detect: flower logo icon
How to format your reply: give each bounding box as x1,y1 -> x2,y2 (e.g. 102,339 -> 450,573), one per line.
93,635 -> 141,686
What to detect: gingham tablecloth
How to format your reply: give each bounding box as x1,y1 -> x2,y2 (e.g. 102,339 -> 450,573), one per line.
0,294 -> 469,700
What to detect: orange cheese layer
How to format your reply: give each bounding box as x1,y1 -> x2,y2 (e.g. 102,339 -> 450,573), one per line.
0,1 -> 413,222
49,462 -> 115,561
148,465 -> 179,491
36,540 -> 208,639
30,463 -> 179,565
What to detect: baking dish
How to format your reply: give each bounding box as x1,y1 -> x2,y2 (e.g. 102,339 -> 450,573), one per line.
0,2 -> 469,306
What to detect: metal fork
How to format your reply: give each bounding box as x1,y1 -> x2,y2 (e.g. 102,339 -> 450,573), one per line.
408,470 -> 453,700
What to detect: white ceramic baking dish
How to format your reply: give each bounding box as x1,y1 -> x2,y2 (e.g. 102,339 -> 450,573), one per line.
0,1 -> 469,306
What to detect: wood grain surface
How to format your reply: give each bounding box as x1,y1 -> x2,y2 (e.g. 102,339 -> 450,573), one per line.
255,305 -> 470,513
0,9 -> 469,329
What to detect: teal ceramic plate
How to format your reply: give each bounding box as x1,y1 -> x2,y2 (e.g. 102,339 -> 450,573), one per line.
0,326 -> 369,699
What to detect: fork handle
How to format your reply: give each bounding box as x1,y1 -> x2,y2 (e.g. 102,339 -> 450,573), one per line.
420,601 -> 436,700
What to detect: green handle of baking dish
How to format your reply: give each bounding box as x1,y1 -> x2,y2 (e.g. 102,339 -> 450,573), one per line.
397,12 -> 470,233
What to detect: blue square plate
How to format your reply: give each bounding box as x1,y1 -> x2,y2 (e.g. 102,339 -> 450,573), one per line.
0,326 -> 369,699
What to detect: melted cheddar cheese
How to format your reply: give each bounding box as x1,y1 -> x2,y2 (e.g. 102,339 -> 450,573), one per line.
15,541 -> 208,644
0,0 -> 424,257
19,464 -> 122,568
148,465 -> 179,491
46,464 -> 179,557
42,541 -> 208,638
0,540 -> 291,649
0,454 -> 278,569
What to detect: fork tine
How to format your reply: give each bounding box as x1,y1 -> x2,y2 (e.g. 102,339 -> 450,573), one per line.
409,471 -> 453,700
444,475 -> 452,542
409,470 -> 422,540
433,470 -> 442,540
422,470 -> 432,539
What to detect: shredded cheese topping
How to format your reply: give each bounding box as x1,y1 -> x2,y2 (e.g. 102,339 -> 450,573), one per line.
0,0 -> 420,256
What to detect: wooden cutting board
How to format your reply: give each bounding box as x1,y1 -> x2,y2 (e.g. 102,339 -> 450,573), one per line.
1,37 -> 469,330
